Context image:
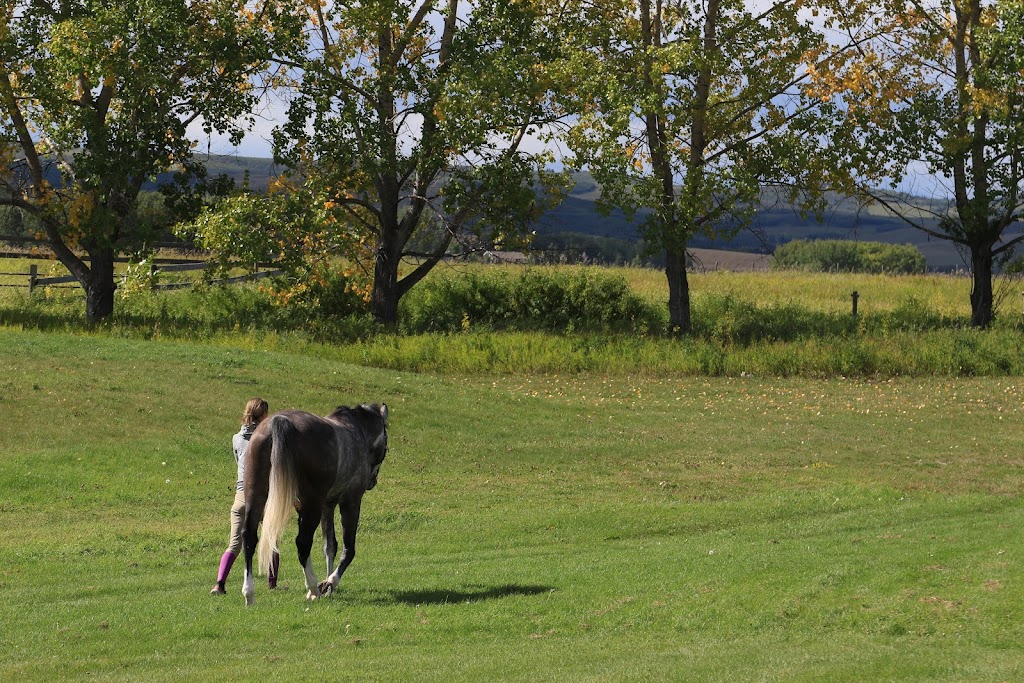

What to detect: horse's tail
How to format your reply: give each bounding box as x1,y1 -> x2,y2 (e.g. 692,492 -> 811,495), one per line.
257,415 -> 298,575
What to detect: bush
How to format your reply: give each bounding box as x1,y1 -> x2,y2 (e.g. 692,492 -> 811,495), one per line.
773,239 -> 926,274
691,293 -> 855,344
400,268 -> 664,334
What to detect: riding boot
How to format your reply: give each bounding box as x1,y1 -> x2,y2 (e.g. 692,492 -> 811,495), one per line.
268,551 -> 280,589
211,551 -> 236,594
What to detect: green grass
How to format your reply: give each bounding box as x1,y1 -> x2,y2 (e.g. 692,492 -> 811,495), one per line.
2,328 -> 1024,681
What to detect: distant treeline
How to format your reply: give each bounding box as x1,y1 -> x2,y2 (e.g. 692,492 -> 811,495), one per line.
772,239 -> 926,274
530,232 -> 662,266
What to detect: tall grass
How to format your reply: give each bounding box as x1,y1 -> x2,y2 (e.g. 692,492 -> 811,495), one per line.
400,267 -> 663,334
2,258 -> 1022,377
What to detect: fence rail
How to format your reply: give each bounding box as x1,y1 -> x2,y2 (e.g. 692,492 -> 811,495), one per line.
0,257 -> 282,292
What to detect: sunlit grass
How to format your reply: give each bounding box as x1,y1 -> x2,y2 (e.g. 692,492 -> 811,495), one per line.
1,330 -> 1023,681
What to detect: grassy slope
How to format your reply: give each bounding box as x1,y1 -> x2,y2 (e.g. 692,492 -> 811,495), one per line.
2,330 -> 1023,681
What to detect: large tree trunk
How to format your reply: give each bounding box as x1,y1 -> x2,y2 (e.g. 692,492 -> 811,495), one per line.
665,247 -> 691,335
969,242 -> 995,328
83,250 -> 116,323
370,238 -> 401,328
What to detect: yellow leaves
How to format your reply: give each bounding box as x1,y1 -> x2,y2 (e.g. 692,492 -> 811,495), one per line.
805,46 -> 891,106
0,142 -> 14,170
67,191 -> 95,230
966,84 -> 1009,117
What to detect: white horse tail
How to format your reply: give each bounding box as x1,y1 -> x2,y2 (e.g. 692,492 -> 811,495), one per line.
257,415 -> 298,575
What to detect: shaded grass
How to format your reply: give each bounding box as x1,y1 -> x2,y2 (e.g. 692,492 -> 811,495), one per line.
2,329 -> 1024,680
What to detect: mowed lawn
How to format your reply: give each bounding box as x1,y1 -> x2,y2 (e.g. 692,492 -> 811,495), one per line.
1,329 -> 1023,681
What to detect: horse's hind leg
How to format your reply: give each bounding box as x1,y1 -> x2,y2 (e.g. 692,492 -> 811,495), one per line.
295,511 -> 322,600
240,500 -> 263,607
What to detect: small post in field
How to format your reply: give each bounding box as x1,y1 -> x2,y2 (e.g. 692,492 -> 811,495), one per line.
28,264 -> 37,293
851,290 -> 859,318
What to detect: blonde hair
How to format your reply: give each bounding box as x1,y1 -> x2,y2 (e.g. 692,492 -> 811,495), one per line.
242,397 -> 269,427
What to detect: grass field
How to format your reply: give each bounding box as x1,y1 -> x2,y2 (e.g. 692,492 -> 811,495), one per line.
2,328 -> 1024,681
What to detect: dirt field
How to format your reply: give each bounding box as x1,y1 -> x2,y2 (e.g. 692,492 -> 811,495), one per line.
689,247 -> 772,272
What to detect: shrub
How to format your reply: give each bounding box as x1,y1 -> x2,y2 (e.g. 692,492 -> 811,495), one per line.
691,293 -> 855,344
400,268 -> 664,334
772,239 -> 926,274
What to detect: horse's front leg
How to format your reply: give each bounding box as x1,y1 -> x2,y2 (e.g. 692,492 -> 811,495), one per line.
321,502 -> 338,580
319,495 -> 361,597
295,511 -> 322,600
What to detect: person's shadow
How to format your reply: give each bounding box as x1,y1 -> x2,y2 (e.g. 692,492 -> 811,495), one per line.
383,584 -> 553,606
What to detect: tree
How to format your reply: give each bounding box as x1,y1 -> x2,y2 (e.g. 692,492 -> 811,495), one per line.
563,0 -> 837,334
271,0 -> 569,326
0,0 -> 297,321
818,0 -> 1024,327
181,182 -> 375,313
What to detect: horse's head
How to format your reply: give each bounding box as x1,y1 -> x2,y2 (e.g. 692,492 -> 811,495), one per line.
365,403 -> 389,490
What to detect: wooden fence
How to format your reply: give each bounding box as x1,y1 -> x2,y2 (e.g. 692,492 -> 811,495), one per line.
0,252 -> 282,292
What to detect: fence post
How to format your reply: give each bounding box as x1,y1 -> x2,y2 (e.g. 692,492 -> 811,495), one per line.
28,264 -> 37,293
851,290 -> 859,318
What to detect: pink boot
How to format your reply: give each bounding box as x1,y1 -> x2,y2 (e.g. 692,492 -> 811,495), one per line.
211,551 -> 236,595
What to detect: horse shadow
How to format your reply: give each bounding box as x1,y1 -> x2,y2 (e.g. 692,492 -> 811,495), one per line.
377,584 -> 554,606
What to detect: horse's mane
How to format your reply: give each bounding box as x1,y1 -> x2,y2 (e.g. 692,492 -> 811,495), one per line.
327,405 -> 356,421
327,404 -> 382,428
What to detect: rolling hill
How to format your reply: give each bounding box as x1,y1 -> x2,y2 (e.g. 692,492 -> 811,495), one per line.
165,155 -> 1015,271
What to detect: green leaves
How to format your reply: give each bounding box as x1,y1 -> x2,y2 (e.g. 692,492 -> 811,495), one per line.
0,0 -> 297,319
181,186 -> 371,287
565,0 -> 831,240
270,0 -> 577,322
561,0 -> 834,330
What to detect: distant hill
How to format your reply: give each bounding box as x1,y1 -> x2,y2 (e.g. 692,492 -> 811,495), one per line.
173,156 -> 1024,272
146,153 -> 286,193
534,173 -> 972,271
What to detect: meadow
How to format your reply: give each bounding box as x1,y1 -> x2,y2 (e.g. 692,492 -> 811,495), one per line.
4,258 -> 1024,377
2,262 -> 1024,680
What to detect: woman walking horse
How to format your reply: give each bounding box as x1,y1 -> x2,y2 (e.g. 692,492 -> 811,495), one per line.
240,403 -> 389,606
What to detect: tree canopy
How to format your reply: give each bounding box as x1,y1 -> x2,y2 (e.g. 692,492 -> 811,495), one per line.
264,0 -> 570,326
0,0 -> 298,320
5,0 -> 1022,329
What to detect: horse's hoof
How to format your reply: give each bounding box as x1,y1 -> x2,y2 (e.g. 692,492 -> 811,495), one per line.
305,590 -> 319,601
317,582 -> 335,596
244,596 -> 256,607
